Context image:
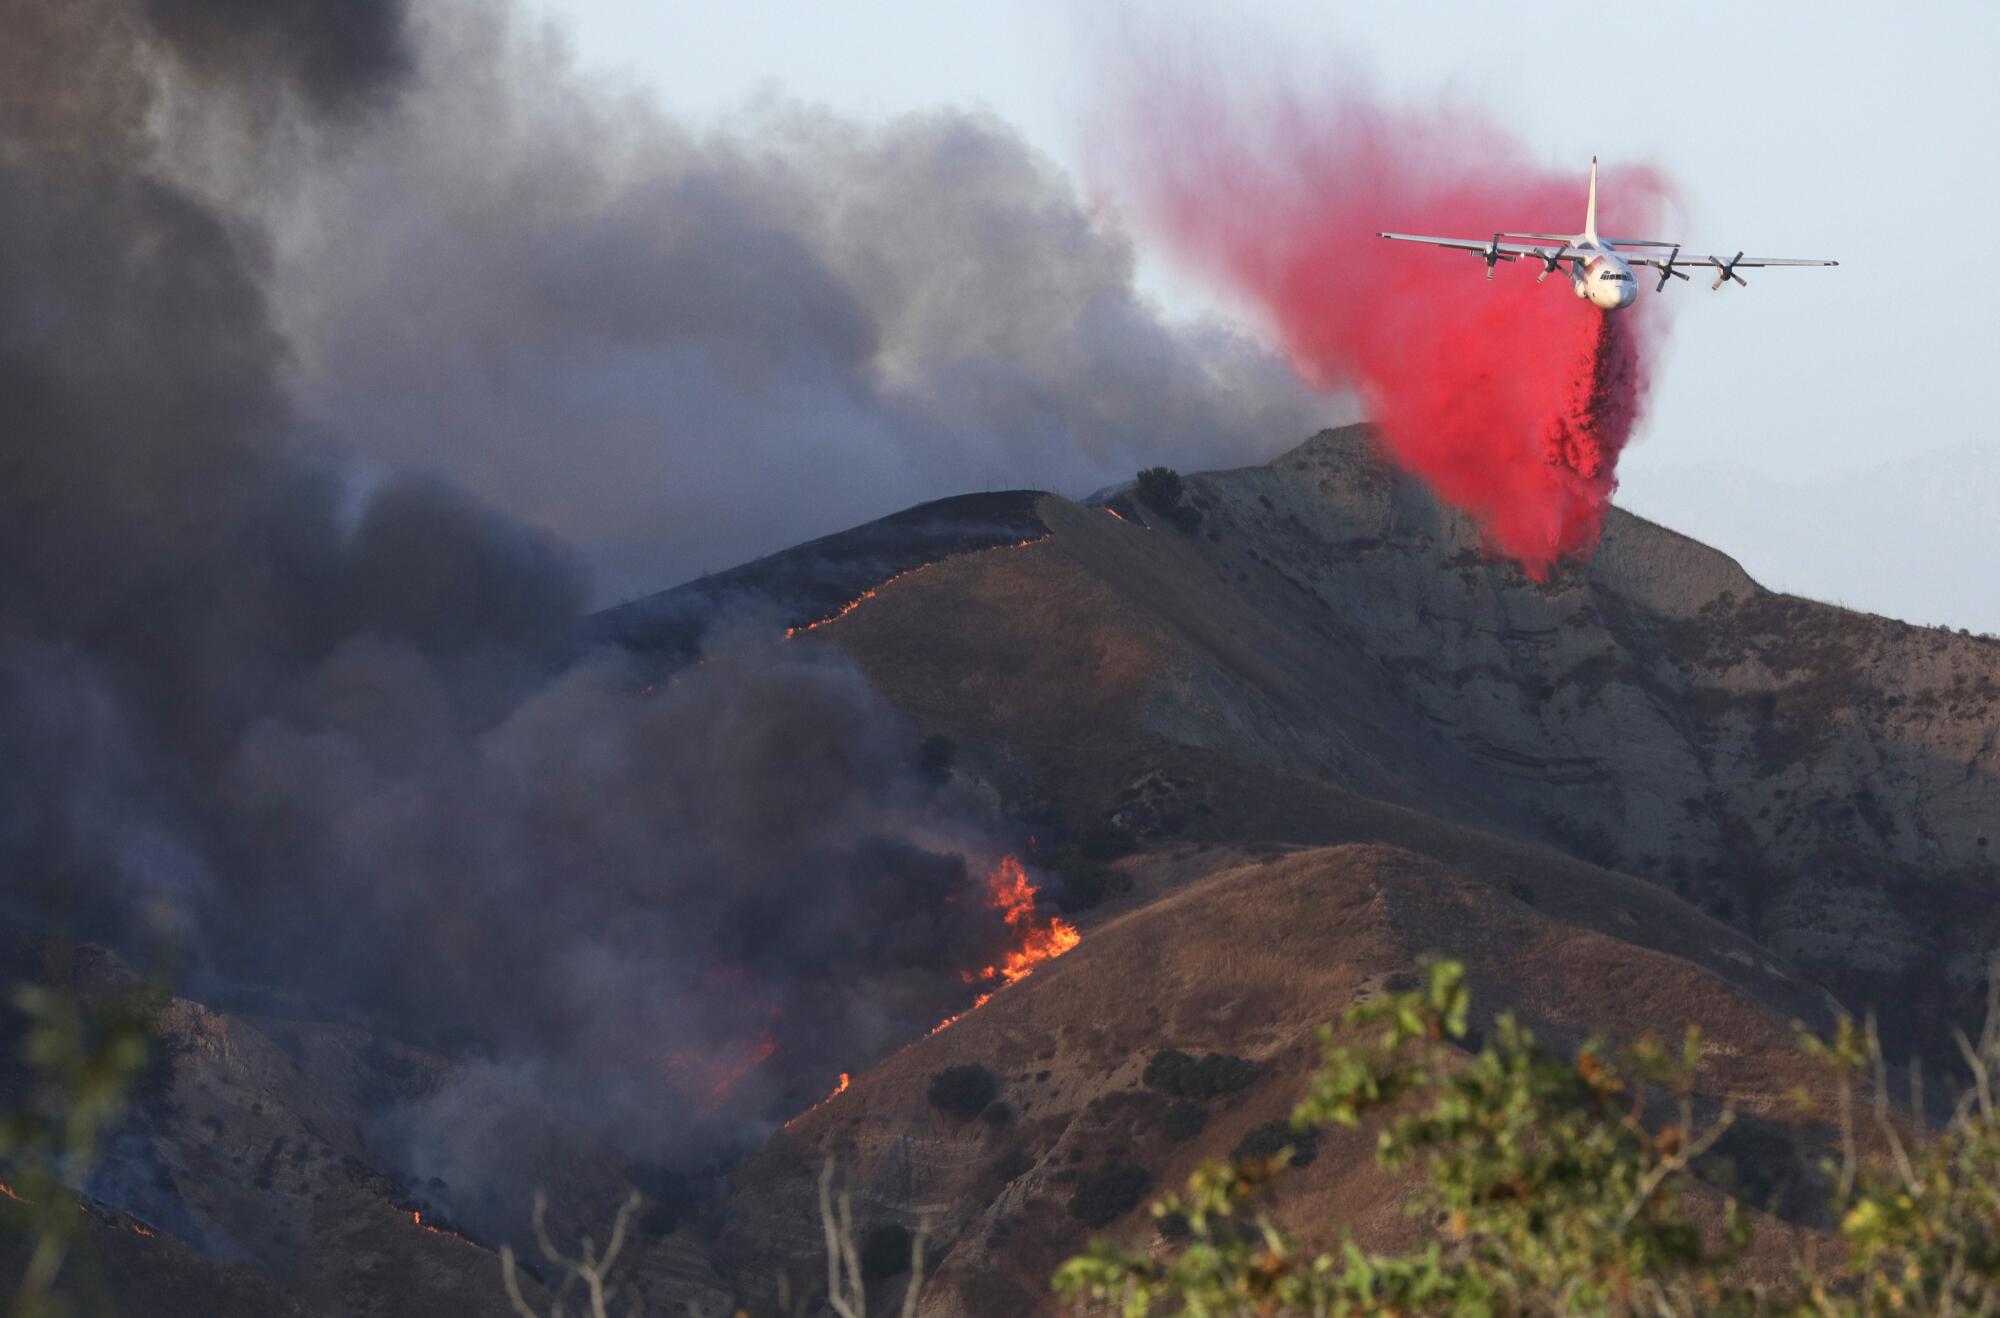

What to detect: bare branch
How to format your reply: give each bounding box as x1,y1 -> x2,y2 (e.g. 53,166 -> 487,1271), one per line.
897,1217 -> 929,1318
502,1187 -> 647,1318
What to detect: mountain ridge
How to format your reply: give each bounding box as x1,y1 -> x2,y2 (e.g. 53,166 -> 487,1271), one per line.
12,423 -> 1996,1313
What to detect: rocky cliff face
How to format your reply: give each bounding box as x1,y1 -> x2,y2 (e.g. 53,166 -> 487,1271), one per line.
1146,428 -> 1998,1040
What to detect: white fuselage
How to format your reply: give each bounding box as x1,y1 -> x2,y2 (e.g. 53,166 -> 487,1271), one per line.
1573,248 -> 1639,310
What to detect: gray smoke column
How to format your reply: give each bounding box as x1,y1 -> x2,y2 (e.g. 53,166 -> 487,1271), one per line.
1,0 -> 1187,1229
260,3 -> 1322,601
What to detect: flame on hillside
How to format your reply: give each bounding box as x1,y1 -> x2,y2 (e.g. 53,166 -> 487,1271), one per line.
754,855 -> 1079,1127
393,1202 -> 480,1247
4,1177 -> 162,1242
930,855 -> 1079,1036
965,855 -> 1081,988
784,1070 -> 852,1128
783,536 -> 1049,638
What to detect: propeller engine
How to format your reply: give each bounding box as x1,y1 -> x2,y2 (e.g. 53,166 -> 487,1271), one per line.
1711,250 -> 1748,291
1478,234 -> 1516,279
1654,245 -> 1690,291
1533,244 -> 1570,284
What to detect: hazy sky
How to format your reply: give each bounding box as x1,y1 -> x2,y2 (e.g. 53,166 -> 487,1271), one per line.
532,0 -> 1998,632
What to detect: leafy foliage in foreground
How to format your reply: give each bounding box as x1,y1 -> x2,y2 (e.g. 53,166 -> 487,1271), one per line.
2,963 -> 160,1317
1057,959 -> 2000,1315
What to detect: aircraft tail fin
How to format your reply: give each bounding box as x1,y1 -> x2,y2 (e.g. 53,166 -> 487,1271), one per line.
1584,156 -> 1599,244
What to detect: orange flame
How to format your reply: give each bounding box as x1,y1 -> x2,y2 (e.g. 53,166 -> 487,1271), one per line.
964,855 -> 1081,989
928,856 -> 1079,1036
784,537 -> 1049,638
398,1204 -> 478,1246
783,1070 -> 853,1128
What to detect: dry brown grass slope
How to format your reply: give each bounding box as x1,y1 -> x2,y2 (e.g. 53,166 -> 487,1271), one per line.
729,843 -> 1845,1317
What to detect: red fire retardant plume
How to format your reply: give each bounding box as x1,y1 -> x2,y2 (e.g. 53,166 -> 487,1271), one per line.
1098,78 -> 1676,576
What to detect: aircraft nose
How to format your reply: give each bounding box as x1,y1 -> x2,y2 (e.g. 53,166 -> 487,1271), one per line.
1619,282 -> 1638,308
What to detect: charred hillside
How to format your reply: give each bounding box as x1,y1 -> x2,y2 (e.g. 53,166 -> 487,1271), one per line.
585,492 -> 1049,661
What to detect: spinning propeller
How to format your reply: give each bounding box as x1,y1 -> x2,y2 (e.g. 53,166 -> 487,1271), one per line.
1478,234 -> 1517,279
1654,245 -> 1690,291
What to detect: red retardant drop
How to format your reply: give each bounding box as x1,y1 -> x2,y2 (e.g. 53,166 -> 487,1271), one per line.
1099,82 -> 1675,576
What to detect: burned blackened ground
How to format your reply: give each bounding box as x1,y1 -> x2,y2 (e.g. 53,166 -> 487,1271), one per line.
583,490 -> 1049,662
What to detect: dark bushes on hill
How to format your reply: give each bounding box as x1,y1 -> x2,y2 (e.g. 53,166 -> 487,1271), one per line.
927,1063 -> 998,1120
1055,867 -> 1132,914
1143,1049 -> 1257,1101
1135,466 -> 1202,533
1231,1118 -> 1319,1168
1160,1100 -> 1208,1143
1067,1163 -> 1153,1228
858,1222 -> 913,1280
988,1147 -> 1034,1184
1078,822 -> 1136,862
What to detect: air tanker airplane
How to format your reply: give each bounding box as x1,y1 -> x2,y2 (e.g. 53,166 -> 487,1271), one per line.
1378,158 -> 1837,310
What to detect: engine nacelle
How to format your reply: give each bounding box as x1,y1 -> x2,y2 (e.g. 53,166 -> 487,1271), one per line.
1655,245 -> 1691,291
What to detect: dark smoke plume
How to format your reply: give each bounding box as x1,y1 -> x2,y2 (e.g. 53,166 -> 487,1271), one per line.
257,5 -> 1322,601
142,0 -> 411,115
0,0 -> 1191,1237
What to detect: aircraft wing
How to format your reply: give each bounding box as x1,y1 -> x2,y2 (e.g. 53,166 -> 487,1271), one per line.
1378,233 -> 1838,269
1619,250 -> 1839,269
1376,232 -> 1555,259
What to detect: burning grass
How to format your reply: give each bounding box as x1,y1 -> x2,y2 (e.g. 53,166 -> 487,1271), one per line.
930,854 -> 1081,1037
784,536 -> 1049,637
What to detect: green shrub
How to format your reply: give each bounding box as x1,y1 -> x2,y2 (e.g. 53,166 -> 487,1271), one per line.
1058,960 -> 2000,1315
926,1064 -> 998,1120
1143,1049 -> 1257,1101
1067,1163 -> 1153,1229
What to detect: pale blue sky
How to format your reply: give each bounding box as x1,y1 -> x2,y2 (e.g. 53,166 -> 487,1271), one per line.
530,0 -> 1999,631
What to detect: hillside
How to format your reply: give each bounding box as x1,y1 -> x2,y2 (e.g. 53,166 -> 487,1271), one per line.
765,426 -> 2000,1046
12,425 -> 1996,1314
